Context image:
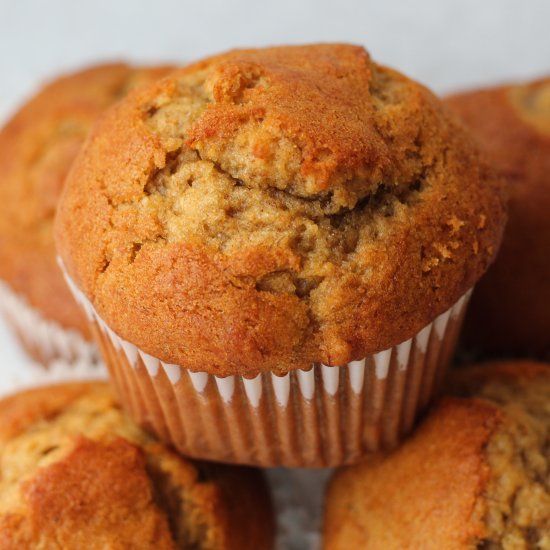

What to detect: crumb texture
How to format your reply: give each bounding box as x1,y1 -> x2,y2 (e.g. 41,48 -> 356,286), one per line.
56,44 -> 506,374
451,362 -> 550,549
0,383 -> 273,550
323,398 -> 497,549
324,362 -> 550,550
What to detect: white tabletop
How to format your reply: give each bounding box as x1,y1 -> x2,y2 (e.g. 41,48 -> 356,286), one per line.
1,0 -> 549,120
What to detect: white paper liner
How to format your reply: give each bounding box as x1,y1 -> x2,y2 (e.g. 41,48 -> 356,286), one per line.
69,277 -> 470,404
0,280 -> 99,367
63,265 -> 472,466
0,350 -> 322,549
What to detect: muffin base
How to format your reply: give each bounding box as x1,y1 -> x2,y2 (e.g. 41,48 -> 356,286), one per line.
64,267 -> 471,467
0,281 -> 99,367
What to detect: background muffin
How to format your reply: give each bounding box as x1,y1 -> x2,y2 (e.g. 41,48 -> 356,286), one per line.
0,382 -> 274,549
0,63 -> 172,366
447,78 -> 550,356
324,361 -> 550,549
56,44 -> 506,466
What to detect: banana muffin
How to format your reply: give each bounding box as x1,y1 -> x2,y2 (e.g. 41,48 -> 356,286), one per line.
0,382 -> 274,549
447,78 -> 550,355
0,63 -> 172,366
324,361 -> 550,549
55,44 -> 506,466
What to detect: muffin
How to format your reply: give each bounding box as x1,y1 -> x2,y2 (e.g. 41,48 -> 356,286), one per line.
0,382 -> 274,549
55,44 -> 506,467
447,78 -> 550,355
0,63 -> 173,366
324,361 -> 550,549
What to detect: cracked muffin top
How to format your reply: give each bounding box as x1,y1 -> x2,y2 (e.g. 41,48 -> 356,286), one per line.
0,63 -> 173,336
324,361 -> 550,549
0,382 -> 273,550
447,77 -> 550,355
55,44 -> 506,375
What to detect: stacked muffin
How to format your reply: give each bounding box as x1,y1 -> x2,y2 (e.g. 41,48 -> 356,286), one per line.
0,382 -> 273,549
324,362 -> 550,548
2,43 -> 550,547
54,44 -> 505,467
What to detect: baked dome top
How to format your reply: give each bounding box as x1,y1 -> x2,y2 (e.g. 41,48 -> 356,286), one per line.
56,44 -> 506,374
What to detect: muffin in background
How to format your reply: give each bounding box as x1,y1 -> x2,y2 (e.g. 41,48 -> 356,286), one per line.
0,63 -> 173,367
0,382 -> 274,549
56,44 -> 506,467
448,78 -> 550,356
324,361 -> 550,549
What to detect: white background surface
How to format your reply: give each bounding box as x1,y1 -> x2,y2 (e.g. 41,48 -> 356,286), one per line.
0,2 -> 548,547
1,0 -> 549,371
1,0 -> 550,118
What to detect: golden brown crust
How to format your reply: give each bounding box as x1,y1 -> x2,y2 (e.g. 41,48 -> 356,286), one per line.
0,383 -> 274,549
447,78 -> 550,354
184,46 -> 409,206
324,397 -> 499,549
55,44 -> 506,375
0,63 -> 173,337
324,360 -> 550,549
2,436 -> 179,550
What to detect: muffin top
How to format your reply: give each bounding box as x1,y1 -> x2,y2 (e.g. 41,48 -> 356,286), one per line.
56,44 -> 506,375
447,77 -> 550,354
324,361 -> 550,549
0,63 -> 172,335
0,382 -> 273,550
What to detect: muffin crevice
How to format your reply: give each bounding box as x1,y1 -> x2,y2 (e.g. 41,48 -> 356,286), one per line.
56,44 -> 506,373
452,367 -> 550,548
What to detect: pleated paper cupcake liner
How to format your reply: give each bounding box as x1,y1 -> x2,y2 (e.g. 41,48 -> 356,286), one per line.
0,280 -> 100,367
64,268 -> 471,467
